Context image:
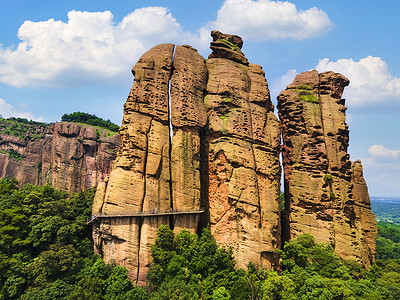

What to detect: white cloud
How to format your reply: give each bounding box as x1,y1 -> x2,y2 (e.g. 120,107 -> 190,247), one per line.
316,56 -> 400,107
368,145 -> 400,159
0,2 -> 333,88
199,0 -> 332,42
0,7 -> 185,87
0,98 -> 43,121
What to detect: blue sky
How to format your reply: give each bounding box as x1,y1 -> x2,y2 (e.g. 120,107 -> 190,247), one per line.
0,0 -> 399,196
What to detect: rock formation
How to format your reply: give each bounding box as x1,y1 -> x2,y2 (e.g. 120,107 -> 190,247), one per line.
92,31 -> 282,284
0,120 -> 119,193
278,70 -> 377,267
0,34 -> 378,281
204,31 -> 281,269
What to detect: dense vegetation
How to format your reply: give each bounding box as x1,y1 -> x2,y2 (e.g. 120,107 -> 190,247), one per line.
0,117 -> 48,139
0,178 -> 145,300
376,222 -> 400,260
61,112 -> 119,133
1,178 -> 400,299
148,226 -> 400,299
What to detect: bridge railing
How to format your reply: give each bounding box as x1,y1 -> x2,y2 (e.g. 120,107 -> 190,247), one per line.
86,207 -> 205,224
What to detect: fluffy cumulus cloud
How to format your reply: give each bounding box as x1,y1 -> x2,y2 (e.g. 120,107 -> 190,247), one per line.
0,7 -> 185,87
362,145 -> 400,196
0,1 -> 332,88
0,98 -> 43,121
199,0 -> 332,41
368,145 -> 400,159
316,56 -> 400,107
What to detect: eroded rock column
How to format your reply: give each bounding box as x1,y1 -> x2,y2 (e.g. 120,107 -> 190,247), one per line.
92,32 -> 283,283
170,45 -> 208,232
205,31 -> 281,269
92,44 -> 174,285
278,70 -> 377,267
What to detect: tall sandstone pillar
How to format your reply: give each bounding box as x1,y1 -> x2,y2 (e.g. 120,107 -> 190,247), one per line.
278,70 -> 377,267
92,44 -> 175,285
204,31 -> 281,269
91,31 -> 282,284
170,45 -> 208,233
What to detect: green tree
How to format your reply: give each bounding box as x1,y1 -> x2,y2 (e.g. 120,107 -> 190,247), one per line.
148,226 -> 251,300
212,286 -> 231,300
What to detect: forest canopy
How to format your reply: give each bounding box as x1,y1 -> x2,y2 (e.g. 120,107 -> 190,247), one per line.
61,112 -> 119,132
1,178 -> 400,299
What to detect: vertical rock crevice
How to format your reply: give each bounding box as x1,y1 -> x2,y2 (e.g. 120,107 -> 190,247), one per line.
93,33 -> 282,280
92,31 -> 377,285
170,44 -> 208,233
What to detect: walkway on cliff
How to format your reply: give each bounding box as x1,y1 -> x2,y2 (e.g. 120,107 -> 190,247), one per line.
87,208 -> 205,225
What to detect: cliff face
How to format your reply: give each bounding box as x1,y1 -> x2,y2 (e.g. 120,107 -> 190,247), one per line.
204,31 -> 281,269
0,120 -> 120,193
92,32 -> 377,284
92,31 -> 281,284
278,70 -> 377,267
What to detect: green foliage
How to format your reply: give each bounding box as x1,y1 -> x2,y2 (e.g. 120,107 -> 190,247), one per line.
61,112 -> 119,133
7,149 -> 24,161
324,174 -> 333,182
1,176 -> 400,299
148,226 -> 255,300
299,94 -> 319,103
280,192 -> 285,211
376,222 -> 400,260
296,84 -> 313,91
217,39 -> 240,51
0,117 -> 48,139
296,84 -> 319,103
212,287 -> 231,300
0,179 -> 145,299
146,223 -> 400,299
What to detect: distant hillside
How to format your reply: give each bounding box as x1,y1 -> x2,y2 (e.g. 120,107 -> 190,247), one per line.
0,117 -> 120,193
371,197 -> 400,223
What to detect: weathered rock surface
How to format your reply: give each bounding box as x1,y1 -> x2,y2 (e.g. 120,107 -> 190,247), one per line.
93,32 -> 377,285
278,70 -> 377,267
170,45 -> 208,233
92,44 -> 174,285
205,35 -> 281,270
0,120 -> 119,193
93,33 -> 282,283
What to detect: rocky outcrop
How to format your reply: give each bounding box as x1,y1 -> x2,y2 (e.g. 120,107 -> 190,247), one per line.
278,70 -> 377,267
92,32 -> 282,284
93,44 -> 174,286
170,45 -> 208,233
0,120 -> 120,193
205,31 -> 281,269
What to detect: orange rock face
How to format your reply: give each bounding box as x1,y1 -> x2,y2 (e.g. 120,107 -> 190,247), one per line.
278,70 -> 377,267
205,31 -> 281,270
93,32 -> 377,285
0,121 -> 119,193
93,32 -> 282,283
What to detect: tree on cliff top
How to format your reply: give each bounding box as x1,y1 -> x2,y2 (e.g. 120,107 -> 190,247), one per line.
61,112 -> 119,132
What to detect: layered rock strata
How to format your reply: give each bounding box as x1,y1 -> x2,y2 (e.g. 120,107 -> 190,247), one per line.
92,32 -> 282,284
0,121 -> 119,193
278,70 -> 377,267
